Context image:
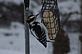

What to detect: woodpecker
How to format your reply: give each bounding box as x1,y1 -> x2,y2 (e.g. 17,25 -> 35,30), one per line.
26,11 -> 47,47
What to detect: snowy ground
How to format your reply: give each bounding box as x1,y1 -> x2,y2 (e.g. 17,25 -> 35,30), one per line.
67,33 -> 81,54
0,49 -> 24,54
0,22 -> 25,54
0,22 -> 53,54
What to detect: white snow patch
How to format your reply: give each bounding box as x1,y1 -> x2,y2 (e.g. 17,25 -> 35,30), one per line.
58,1 -> 80,14
0,49 -> 24,54
0,22 -> 25,52
67,33 -> 81,54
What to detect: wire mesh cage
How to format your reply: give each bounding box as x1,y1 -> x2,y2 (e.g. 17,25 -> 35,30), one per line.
41,0 -> 60,40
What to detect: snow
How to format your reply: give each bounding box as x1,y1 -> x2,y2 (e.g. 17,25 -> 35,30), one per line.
0,22 -> 52,54
58,1 -> 81,21
0,0 -> 23,5
0,22 -> 25,53
0,49 -> 24,54
58,1 -> 80,14
69,14 -> 81,21
67,33 -> 81,54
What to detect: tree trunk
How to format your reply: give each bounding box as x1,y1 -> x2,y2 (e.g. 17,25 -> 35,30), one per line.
53,29 -> 70,54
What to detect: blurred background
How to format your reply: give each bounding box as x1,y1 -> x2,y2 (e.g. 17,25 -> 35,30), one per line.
0,0 -> 82,54
0,0 -> 24,54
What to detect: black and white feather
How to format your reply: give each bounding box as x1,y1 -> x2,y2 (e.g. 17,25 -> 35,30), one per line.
26,13 -> 48,47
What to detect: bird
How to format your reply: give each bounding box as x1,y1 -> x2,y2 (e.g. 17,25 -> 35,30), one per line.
25,12 -> 47,47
